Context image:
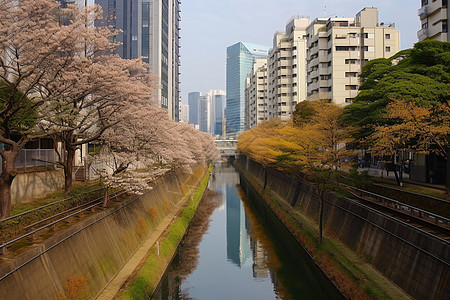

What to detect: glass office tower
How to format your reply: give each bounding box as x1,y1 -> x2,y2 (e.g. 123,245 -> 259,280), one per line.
226,42 -> 270,137
95,0 -> 181,121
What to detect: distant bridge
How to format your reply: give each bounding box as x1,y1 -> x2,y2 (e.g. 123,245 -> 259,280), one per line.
215,139 -> 238,159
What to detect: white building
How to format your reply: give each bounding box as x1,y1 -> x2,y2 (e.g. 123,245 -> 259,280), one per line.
306,7 -> 400,105
418,0 -> 449,42
268,18 -> 309,120
245,58 -> 268,130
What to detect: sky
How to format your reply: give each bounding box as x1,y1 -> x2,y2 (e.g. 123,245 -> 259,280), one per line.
180,0 -> 420,104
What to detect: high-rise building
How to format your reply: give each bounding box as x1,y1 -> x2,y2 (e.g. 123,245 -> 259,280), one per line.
245,58 -> 268,130
188,91 -> 200,126
95,0 -> 181,120
214,94 -> 226,136
226,42 -> 270,137
418,0 -> 449,42
198,95 -> 209,133
208,89 -> 226,135
268,18 -> 309,120
306,8 -> 400,105
180,103 -> 189,123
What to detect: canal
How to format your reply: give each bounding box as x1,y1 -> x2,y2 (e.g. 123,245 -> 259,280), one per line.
151,163 -> 343,299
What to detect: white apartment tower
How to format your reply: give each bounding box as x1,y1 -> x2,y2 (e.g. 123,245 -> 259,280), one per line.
267,18 -> 310,120
306,8 -> 400,105
418,0 -> 449,42
245,58 -> 268,130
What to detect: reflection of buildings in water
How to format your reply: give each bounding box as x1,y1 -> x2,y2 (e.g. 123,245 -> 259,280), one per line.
249,234 -> 270,279
226,184 -> 251,267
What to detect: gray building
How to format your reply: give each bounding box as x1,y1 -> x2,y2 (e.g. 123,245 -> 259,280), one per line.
188,91 -> 200,126
95,0 -> 181,120
214,94 -> 226,136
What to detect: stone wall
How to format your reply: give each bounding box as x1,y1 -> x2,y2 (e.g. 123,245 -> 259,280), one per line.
238,155 -> 449,300
0,167 -> 206,300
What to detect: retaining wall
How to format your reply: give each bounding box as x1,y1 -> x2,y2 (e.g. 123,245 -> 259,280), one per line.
12,170 -> 64,204
238,156 -> 449,300
0,167 -> 206,300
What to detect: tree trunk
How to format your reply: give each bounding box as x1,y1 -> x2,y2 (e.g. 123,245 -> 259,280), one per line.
318,190 -> 324,245
446,150 -> 450,194
0,152 -> 18,219
64,147 -> 76,192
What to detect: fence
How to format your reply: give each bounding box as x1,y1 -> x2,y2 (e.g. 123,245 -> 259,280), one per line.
0,149 -> 59,175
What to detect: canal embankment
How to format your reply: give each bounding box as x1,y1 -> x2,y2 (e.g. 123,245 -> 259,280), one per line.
237,155 -> 449,300
0,165 -> 211,300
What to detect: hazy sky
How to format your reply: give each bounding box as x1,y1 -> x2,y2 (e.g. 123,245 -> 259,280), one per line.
180,0 -> 420,103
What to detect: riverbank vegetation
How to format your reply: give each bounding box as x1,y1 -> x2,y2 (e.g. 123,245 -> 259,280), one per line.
118,164 -> 213,299
237,163 -> 410,300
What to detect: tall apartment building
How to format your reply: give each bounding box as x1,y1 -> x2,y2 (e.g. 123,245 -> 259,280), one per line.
267,18 -> 309,120
226,42 -> 270,137
306,8 -> 399,105
198,95 -> 209,133
418,0 -> 449,42
95,0 -> 181,120
245,58 -> 268,130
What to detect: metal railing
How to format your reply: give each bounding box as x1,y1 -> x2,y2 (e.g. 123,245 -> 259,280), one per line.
341,183 -> 450,227
0,149 -> 59,175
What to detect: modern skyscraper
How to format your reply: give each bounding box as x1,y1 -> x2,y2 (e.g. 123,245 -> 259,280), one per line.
418,0 -> 449,42
198,95 -> 209,133
226,42 -> 270,137
95,0 -> 181,120
306,8 -> 400,105
207,89 -> 226,135
188,91 -> 200,126
214,94 -> 226,136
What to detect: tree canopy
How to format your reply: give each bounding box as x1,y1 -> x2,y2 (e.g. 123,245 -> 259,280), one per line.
343,40 -> 450,143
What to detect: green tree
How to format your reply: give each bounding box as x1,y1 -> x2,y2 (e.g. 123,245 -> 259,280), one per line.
342,40 -> 450,189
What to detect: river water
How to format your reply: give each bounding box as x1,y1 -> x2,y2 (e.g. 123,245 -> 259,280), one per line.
151,163 -> 343,299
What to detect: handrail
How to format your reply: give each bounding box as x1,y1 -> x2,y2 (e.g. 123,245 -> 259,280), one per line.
0,187 -> 104,223
340,183 -> 450,227
0,190 -> 126,253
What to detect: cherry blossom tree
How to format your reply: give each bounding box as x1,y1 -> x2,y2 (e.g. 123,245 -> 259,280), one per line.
0,0 -> 154,217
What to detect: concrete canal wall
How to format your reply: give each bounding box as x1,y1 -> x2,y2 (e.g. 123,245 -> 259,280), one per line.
0,167 -> 207,300
237,155 -> 449,300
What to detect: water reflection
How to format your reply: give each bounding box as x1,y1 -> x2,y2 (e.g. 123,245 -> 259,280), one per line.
151,164 -> 342,300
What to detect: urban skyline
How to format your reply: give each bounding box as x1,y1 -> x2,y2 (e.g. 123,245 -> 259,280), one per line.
180,1 -> 420,105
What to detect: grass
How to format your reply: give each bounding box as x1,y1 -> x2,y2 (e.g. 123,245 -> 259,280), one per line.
119,165 -> 213,300
236,162 -> 410,300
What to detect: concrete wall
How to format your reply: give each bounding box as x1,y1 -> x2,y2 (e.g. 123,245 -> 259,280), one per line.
0,167 -> 206,300
12,170 -> 65,204
238,156 -> 449,300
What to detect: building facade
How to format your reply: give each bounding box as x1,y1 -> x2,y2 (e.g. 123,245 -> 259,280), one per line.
214,94 -> 226,136
95,0 -> 181,120
306,8 -> 400,105
226,42 -> 270,137
245,58 -> 268,130
418,0 -> 449,42
267,18 -> 309,120
188,91 -> 200,126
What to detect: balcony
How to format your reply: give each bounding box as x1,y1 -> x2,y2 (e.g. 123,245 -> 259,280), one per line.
418,5 -> 428,17
417,27 -> 429,40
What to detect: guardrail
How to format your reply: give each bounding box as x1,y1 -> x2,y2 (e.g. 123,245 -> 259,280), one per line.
341,183 -> 450,227
0,190 -> 126,253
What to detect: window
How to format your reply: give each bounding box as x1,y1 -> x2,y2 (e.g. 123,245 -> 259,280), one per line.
345,98 -> 353,103
386,46 -> 391,52
443,20 -> 448,33
385,34 -> 391,39
345,59 -> 357,64
422,22 -> 428,29
336,46 -> 357,51
345,85 -> 358,90
363,33 -> 368,38
345,72 -> 358,77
